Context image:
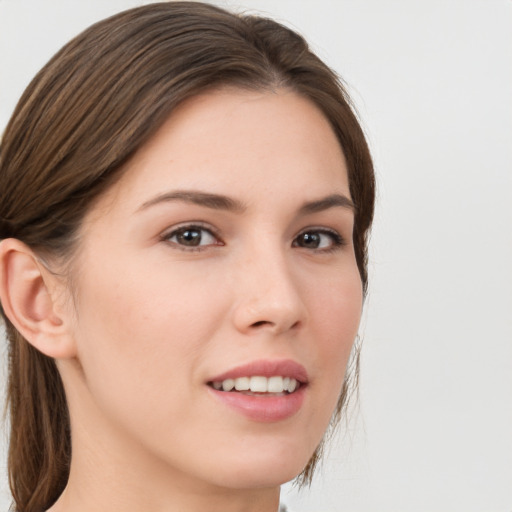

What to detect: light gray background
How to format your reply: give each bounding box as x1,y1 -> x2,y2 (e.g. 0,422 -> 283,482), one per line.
1,1 -> 511,510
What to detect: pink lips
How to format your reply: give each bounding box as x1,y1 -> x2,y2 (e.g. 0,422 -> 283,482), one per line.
207,359 -> 308,423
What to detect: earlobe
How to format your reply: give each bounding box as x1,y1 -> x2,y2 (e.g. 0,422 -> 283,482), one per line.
0,238 -> 76,359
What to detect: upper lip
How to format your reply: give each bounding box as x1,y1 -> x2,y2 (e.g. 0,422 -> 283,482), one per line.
207,359 -> 309,384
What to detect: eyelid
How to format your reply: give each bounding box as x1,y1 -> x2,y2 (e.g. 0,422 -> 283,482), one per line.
293,226 -> 347,251
160,221 -> 224,249
159,222 -> 347,252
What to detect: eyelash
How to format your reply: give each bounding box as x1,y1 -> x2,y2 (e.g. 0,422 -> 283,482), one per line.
293,227 -> 346,253
161,224 -> 346,253
161,223 -> 223,252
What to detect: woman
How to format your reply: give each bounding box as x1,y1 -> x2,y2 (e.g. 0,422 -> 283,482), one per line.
0,2 -> 375,511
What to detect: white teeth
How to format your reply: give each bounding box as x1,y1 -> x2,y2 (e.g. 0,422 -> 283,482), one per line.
268,376 -> 284,393
212,376 -> 299,394
222,378 -> 235,392
287,378 -> 297,393
249,376 -> 268,392
234,377 -> 250,391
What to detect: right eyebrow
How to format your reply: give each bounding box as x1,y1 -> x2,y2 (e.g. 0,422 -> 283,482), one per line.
137,190 -> 247,214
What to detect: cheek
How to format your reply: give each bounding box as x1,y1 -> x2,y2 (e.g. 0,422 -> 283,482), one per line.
308,267 -> 362,355
304,268 -> 362,411
70,267 -> 197,408
70,257 -> 222,420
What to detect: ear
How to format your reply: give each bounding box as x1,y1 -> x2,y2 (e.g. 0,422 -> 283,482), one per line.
0,238 -> 76,359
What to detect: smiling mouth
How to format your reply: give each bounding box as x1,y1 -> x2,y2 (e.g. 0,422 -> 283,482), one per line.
208,375 -> 301,395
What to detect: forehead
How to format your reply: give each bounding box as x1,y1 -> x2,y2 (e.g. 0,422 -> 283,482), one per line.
92,88 -> 350,216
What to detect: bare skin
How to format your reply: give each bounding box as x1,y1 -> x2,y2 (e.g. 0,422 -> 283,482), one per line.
2,89 -> 361,512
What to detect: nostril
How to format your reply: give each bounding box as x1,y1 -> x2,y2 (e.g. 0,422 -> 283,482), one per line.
249,320 -> 301,331
251,320 -> 272,328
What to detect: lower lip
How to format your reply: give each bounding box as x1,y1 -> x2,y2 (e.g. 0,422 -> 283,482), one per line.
207,385 -> 306,422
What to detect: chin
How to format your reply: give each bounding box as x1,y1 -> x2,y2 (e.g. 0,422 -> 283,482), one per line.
211,464 -> 303,490
202,440 -> 314,489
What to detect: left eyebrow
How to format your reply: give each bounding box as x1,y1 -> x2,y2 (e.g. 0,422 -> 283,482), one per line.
298,194 -> 355,215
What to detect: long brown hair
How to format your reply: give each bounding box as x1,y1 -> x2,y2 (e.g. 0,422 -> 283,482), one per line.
0,2 -> 375,510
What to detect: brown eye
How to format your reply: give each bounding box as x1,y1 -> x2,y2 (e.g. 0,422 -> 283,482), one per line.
166,226 -> 218,248
293,229 -> 343,250
296,232 -> 321,248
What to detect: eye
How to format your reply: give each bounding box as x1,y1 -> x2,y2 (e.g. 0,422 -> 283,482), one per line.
293,228 -> 345,251
163,224 -> 221,249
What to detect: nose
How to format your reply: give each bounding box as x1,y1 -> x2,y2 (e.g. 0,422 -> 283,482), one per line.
231,250 -> 307,336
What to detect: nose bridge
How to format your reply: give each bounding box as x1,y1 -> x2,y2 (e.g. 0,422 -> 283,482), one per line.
232,237 -> 306,334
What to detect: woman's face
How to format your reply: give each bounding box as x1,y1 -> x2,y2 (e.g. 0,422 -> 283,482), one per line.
64,88 -> 362,490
